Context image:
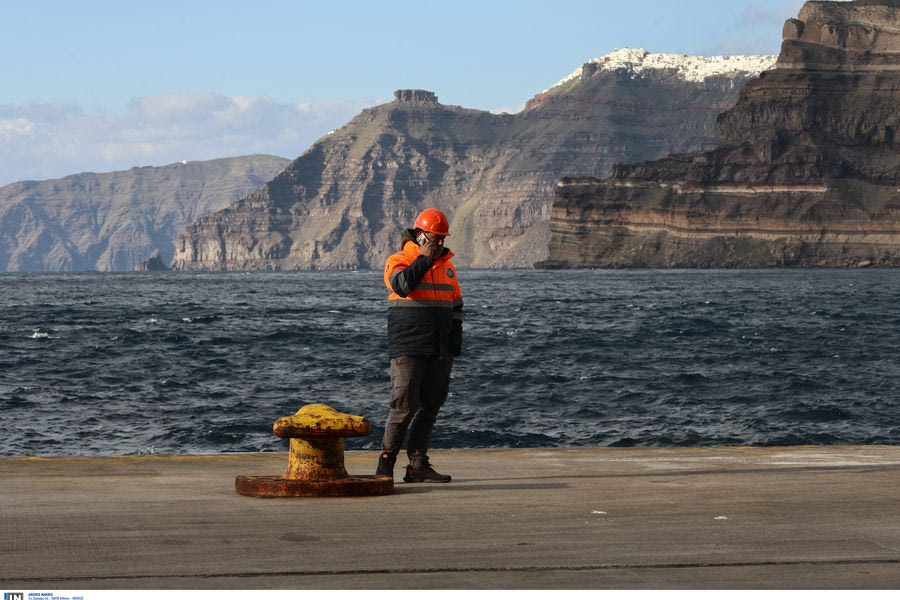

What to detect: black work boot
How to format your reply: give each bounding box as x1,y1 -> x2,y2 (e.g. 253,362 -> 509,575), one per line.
403,457 -> 452,483
375,452 -> 396,478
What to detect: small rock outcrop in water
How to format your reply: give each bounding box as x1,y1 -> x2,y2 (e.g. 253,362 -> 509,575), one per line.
0,155 -> 289,272
542,1 -> 900,268
172,53 -> 775,270
133,252 -> 168,272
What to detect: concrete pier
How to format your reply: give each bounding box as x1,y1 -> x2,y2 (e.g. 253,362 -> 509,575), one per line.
1,446 -> 899,589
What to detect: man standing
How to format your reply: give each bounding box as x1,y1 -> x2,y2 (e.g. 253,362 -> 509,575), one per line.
376,208 -> 463,483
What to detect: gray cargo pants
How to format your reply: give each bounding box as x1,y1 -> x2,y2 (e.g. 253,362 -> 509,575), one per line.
381,355 -> 453,462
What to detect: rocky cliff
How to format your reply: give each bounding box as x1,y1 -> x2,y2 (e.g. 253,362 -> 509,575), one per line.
133,252 -> 168,272
543,0 -> 900,268
172,51 -> 774,270
0,155 -> 289,271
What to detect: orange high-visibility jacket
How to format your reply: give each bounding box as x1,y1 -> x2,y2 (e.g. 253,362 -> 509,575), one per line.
383,230 -> 463,359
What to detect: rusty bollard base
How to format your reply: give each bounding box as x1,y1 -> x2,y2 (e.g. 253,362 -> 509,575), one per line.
235,474 -> 394,497
235,403 -> 394,498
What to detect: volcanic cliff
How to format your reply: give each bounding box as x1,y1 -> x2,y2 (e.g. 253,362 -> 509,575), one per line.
0,155 -> 289,272
172,51 -> 774,270
543,0 -> 900,268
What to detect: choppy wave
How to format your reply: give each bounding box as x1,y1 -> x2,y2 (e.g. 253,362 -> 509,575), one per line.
1,269 -> 899,456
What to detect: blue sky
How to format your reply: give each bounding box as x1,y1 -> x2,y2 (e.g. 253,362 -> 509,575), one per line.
0,0 -> 804,186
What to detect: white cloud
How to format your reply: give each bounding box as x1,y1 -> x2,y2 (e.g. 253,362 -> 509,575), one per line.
1,117 -> 37,139
128,92 -> 232,122
490,102 -> 526,115
0,93 -> 378,186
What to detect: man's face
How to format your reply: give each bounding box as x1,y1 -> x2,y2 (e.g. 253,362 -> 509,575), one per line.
421,231 -> 445,247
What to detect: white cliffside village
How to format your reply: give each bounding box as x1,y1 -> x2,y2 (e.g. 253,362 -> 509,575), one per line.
545,47 -> 778,93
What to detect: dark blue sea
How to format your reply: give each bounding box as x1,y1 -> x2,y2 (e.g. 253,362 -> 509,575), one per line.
1,270 -> 898,457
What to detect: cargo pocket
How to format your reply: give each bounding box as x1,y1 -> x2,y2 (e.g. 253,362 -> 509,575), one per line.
389,356 -> 418,413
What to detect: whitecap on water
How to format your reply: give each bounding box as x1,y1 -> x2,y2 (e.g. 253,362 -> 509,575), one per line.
30,329 -> 51,339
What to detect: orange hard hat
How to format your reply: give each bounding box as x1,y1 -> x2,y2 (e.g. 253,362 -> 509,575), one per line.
414,208 -> 450,236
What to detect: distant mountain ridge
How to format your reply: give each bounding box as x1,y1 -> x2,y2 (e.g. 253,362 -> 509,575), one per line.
173,49 -> 775,270
0,155 -> 289,271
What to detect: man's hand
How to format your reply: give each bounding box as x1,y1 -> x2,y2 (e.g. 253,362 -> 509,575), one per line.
420,236 -> 442,260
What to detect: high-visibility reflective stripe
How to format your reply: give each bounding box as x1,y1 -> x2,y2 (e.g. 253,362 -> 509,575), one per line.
416,283 -> 455,292
389,299 -> 454,309
389,271 -> 411,297
452,297 -> 463,307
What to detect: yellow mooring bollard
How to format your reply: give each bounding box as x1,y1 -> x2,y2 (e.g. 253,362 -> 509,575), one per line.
235,403 -> 394,497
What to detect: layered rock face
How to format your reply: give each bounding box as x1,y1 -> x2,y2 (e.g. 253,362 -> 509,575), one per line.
0,155 -> 288,272
544,1 -> 900,268
173,50 -> 774,270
